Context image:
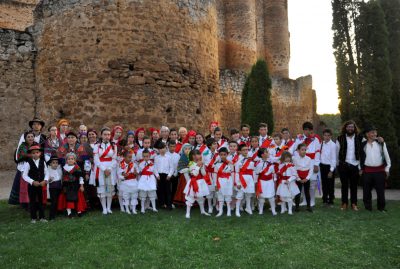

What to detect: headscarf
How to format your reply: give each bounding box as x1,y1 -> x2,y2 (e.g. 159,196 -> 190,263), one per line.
177,143 -> 192,172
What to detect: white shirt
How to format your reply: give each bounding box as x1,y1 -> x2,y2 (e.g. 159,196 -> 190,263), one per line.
320,140 -> 337,172
166,151 -> 180,177
293,155 -> 313,180
22,159 -> 49,185
364,141 -> 391,172
48,166 -> 62,183
154,154 -> 174,177
336,135 -> 359,166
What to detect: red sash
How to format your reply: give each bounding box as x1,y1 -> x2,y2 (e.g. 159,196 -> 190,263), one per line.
141,162 -> 154,176
260,138 -> 272,148
217,139 -> 226,149
95,145 -> 113,181
286,139 -> 294,148
198,144 -> 207,154
189,173 -> 202,193
216,162 -> 230,190
238,159 -> 253,189
277,163 -> 294,186
297,170 -> 309,180
256,163 -> 273,197
306,153 -> 316,159
250,149 -> 259,161
206,153 -> 218,173
120,161 -> 136,180
175,142 -> 183,153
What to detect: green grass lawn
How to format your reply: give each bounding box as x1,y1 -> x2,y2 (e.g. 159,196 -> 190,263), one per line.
0,200 -> 399,269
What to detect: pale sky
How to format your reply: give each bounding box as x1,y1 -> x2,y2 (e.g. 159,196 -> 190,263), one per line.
288,0 -> 339,114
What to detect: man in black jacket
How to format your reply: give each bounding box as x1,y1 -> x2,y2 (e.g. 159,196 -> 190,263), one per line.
336,120 -> 363,211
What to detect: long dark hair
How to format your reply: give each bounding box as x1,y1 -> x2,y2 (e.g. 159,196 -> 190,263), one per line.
341,120 -> 359,136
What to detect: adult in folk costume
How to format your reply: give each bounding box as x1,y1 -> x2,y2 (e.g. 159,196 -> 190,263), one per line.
89,127 -> 118,215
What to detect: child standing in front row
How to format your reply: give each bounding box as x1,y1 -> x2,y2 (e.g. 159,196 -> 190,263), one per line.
118,151 -> 139,214
234,144 -> 256,217
138,149 -> 157,213
183,150 -> 211,219
59,152 -> 87,218
293,143 -> 313,212
47,156 -> 63,220
255,148 -> 277,216
276,151 -> 300,215
22,145 -> 49,223
214,147 -> 234,217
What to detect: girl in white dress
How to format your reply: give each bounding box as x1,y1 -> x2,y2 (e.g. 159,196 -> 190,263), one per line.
183,150 -> 211,219
255,148 -> 277,216
138,149 -> 157,213
276,151 -> 300,215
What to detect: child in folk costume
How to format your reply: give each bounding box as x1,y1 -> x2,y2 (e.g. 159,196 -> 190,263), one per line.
227,140 -> 240,211
258,123 -> 274,149
281,128 -> 296,155
187,130 -> 197,149
293,144 -> 314,212
166,140 -> 180,208
138,149 -> 158,213
117,150 -> 139,214
255,148 -> 277,216
58,152 -> 87,217
136,136 -> 157,162
276,151 -> 300,215
195,133 -> 211,160
204,138 -> 219,213
90,127 -> 117,215
47,156 -> 63,220
214,147 -> 234,217
111,125 -> 127,212
239,124 -> 251,147
230,128 -> 241,144
293,122 -> 321,207
234,144 -> 256,217
248,136 -> 260,163
154,142 -> 174,209
22,145 -> 49,223
214,127 -> 228,151
183,149 -> 211,219
268,133 -> 290,164
173,144 -> 192,205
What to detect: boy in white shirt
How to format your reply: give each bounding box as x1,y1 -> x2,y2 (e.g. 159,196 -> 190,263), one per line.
320,129 -> 337,206
166,141 -> 180,208
154,143 -> 174,209
293,143 -> 314,212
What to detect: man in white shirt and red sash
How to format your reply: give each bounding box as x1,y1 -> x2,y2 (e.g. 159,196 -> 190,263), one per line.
360,125 -> 391,212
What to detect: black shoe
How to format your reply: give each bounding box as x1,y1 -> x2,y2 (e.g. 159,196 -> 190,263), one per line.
77,212 -> 83,217
378,209 -> 387,213
306,207 -> 313,213
295,206 -> 300,212
365,207 -> 372,212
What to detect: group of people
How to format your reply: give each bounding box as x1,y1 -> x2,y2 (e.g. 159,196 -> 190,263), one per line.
8,117 -> 391,223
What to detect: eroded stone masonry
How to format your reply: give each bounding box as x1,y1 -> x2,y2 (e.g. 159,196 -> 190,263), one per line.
0,0 -> 318,168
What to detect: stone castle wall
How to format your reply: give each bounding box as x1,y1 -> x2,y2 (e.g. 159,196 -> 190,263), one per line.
0,29 -> 36,169
0,0 -> 317,169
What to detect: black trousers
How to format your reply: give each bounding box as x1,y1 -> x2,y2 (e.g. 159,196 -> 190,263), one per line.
171,175 -> 179,204
363,172 -> 386,210
295,180 -> 310,207
49,188 -> 61,219
28,184 -> 45,220
338,162 -> 359,205
158,173 -> 172,208
320,164 -> 335,204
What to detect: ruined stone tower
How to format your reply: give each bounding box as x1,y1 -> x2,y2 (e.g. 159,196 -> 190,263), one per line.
0,0 -> 317,168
